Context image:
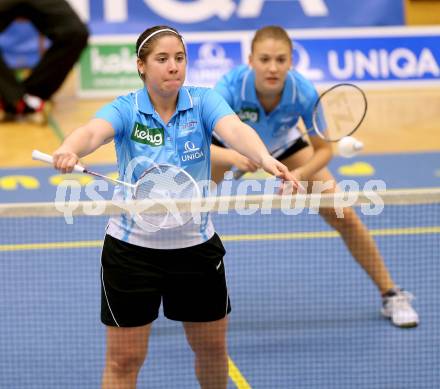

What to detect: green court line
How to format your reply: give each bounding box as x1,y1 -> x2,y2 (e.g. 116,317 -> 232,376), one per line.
0,240 -> 103,251
221,226 -> 440,242
47,111 -> 65,142
1,226 -> 439,252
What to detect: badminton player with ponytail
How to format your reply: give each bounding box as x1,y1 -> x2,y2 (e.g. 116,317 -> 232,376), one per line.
43,26 -> 297,388
211,26 -> 419,329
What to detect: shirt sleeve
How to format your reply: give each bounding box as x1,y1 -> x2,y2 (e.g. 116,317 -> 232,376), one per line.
95,95 -> 132,142
200,89 -> 234,136
214,72 -> 235,106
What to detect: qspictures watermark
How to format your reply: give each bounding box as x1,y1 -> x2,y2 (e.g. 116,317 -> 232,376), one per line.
53,172 -> 386,228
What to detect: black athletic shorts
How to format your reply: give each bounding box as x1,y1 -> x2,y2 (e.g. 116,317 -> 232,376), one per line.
212,136 -> 309,161
101,233 -> 230,327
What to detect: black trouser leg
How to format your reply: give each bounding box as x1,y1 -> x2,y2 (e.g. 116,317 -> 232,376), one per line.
21,0 -> 89,99
0,0 -> 89,104
0,0 -> 28,108
0,56 -> 25,109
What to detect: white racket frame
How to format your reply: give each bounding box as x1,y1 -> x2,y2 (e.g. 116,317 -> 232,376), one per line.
32,150 -> 202,229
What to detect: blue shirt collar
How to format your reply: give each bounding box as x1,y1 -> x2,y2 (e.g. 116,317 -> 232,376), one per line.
242,67 -> 297,108
136,87 -> 193,115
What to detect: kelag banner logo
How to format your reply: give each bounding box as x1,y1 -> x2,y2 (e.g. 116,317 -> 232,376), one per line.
78,28 -> 440,97
70,0 -> 404,33
78,41 -> 141,95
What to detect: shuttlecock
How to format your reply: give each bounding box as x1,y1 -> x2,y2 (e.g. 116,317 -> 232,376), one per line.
338,136 -> 364,158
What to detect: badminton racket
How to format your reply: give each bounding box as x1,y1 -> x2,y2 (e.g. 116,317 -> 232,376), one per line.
32,150 -> 201,229
233,83 -> 367,179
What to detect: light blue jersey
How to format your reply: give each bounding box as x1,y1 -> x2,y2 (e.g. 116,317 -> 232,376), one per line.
96,86 -> 233,249
214,65 -> 319,155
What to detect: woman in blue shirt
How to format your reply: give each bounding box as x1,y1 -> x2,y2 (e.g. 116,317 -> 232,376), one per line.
51,25 -> 296,389
211,26 -> 419,330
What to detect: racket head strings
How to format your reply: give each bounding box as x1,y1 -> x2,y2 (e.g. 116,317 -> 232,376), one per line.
133,164 -> 201,229
312,83 -> 368,142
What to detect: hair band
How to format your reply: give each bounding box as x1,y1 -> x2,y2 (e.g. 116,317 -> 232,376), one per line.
137,29 -> 179,57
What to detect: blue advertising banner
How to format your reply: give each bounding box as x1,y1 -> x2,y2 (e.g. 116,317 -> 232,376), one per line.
292,30 -> 440,84
0,1 -> 405,69
186,41 -> 243,86
77,27 -> 440,97
68,0 -> 404,34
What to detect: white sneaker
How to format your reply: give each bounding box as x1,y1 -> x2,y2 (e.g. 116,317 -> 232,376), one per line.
21,94 -> 49,125
381,289 -> 419,328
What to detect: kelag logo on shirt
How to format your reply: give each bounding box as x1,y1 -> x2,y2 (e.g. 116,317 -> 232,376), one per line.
238,107 -> 259,123
131,123 -> 164,146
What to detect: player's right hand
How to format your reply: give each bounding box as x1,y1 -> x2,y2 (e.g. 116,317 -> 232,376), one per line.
53,149 -> 80,174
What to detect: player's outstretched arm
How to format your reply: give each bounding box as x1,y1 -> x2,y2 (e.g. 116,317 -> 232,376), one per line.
214,114 -> 302,190
210,144 -> 259,173
53,118 -> 115,173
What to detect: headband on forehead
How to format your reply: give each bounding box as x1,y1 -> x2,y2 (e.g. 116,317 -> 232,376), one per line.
137,28 -> 180,57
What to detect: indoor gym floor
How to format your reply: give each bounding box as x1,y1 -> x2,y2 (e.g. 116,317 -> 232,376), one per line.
0,73 -> 439,389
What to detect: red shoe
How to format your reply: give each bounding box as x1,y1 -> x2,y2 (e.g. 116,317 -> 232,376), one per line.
17,94 -> 48,125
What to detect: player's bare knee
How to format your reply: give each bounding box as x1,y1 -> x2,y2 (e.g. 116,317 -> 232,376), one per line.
107,353 -> 145,376
320,206 -> 359,231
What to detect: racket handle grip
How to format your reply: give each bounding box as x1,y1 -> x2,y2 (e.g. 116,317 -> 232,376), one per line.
32,150 -> 85,173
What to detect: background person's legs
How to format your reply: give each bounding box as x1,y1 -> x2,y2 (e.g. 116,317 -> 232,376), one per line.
280,145 -> 419,327
0,0 -> 28,111
20,0 -> 89,101
0,0 -> 88,115
281,146 -> 396,294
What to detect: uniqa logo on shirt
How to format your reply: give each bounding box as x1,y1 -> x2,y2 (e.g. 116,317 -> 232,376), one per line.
131,123 -> 164,146
180,140 -> 205,163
